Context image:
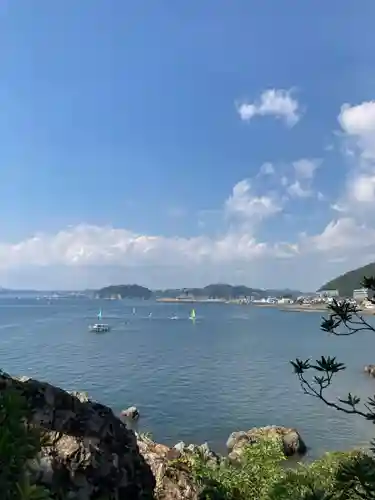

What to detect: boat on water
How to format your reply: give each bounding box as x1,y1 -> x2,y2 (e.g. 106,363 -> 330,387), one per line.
89,323 -> 111,333
89,309 -> 111,333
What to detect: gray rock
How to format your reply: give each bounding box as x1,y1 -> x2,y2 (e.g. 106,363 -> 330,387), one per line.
173,441 -> 187,453
226,431 -> 249,451
227,425 -> 306,462
122,405 -> 140,420
1,371 -> 154,499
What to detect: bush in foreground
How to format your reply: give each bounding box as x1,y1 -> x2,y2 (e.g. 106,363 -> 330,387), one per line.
186,439 -> 375,500
0,384 -> 51,500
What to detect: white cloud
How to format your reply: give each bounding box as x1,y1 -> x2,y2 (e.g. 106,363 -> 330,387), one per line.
225,179 -> 282,221
236,89 -> 300,127
335,101 -> 375,212
287,180 -> 312,198
293,159 -> 321,179
339,102 -> 375,135
351,174 -> 375,203
304,218 -> 375,253
258,162 -> 275,175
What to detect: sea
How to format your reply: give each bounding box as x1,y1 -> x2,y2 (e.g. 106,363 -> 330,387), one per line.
1,296 -> 375,460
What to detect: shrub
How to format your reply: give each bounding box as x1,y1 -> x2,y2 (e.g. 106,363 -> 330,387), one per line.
0,384 -> 51,500
187,438 -> 375,500
191,438 -> 285,500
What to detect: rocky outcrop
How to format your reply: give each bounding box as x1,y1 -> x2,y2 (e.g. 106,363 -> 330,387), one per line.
0,372 -> 155,500
136,433 -> 199,500
122,405 -> 140,420
173,442 -> 221,466
364,365 -> 375,377
227,425 -> 306,462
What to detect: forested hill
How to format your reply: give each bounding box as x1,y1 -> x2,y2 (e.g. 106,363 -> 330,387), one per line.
319,262 -> 375,296
96,284 -> 152,299
96,283 -> 303,300
154,284 -> 302,300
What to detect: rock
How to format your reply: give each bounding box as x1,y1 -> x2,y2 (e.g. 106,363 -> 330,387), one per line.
227,425 -> 306,462
0,371 -> 155,500
364,364 -> 375,377
122,405 -> 140,420
173,441 -> 187,453
137,433 -> 199,500
173,441 -> 221,466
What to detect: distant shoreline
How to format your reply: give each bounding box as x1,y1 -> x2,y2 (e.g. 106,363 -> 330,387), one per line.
156,298 -> 227,303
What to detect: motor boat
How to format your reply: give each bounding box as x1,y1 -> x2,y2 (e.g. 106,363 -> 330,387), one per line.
89,323 -> 111,333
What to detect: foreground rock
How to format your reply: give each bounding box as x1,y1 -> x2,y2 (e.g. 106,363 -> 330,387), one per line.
137,433 -> 199,500
364,364 -> 375,377
1,372 -> 155,500
122,405 -> 141,420
227,425 -> 306,462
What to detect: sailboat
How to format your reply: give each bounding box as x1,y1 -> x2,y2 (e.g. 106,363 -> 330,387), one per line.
189,308 -> 196,321
89,308 -> 111,333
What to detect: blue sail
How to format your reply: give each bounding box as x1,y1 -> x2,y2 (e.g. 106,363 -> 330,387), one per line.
97,309 -> 102,321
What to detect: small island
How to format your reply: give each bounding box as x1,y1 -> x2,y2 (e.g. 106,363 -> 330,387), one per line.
95,284 -> 152,300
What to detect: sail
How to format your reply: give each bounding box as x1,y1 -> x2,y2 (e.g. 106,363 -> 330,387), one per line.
190,309 -> 196,320
97,309 -> 102,321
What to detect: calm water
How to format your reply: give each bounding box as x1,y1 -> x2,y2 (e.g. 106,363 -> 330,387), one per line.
1,297 -> 375,459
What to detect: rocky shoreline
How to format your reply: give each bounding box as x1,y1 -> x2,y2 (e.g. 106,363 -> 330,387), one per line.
136,426 -> 306,500
0,371 -> 308,500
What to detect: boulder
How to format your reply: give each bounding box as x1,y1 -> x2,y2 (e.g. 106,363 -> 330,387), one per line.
137,433 -> 199,500
227,425 -> 306,462
122,405 -> 140,420
0,371 -> 155,500
364,365 -> 375,377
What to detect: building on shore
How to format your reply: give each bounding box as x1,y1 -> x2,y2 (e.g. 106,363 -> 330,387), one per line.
319,289 -> 339,298
353,288 -> 375,302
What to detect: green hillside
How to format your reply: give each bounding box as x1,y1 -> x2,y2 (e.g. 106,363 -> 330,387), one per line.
319,262 -> 375,296
96,284 -> 152,299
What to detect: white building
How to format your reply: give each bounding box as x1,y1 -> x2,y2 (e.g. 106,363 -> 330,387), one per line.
319,289 -> 339,298
353,288 -> 375,302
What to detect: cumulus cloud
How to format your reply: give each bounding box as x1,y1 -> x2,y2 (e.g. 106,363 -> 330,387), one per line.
225,179 -> 282,222
302,218 -> 375,256
287,180 -> 312,198
236,89 -> 300,127
293,159 -> 321,179
258,162 -> 275,176
282,158 -> 321,199
335,101 -> 375,211
339,101 -> 375,160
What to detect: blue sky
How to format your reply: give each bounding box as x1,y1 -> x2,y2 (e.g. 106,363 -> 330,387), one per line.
1,1 -> 375,290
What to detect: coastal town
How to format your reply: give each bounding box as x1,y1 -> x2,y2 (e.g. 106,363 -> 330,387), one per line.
156,287 -> 375,313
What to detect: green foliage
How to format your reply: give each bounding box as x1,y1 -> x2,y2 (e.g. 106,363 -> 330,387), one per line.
271,450 -> 375,500
188,440 -> 375,500
189,439 -> 285,500
0,385 -> 51,500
